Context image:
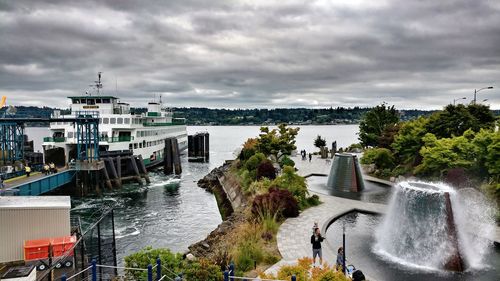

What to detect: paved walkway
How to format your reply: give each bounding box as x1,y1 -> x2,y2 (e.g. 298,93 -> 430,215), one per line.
265,192 -> 386,275
266,155 -> 500,276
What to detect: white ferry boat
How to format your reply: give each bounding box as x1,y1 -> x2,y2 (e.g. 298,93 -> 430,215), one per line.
42,74 -> 187,168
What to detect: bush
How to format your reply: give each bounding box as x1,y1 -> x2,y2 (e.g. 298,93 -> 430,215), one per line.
314,135 -> 327,148
361,147 -> 395,170
234,236 -> 264,272
306,194 -> 321,207
252,188 -> 300,220
257,160 -> 277,180
239,147 -> 256,162
244,152 -> 266,172
247,178 -> 273,194
182,259 -> 222,281
273,166 -> 309,208
279,155 -> 295,168
277,265 -> 309,281
124,247 -> 183,280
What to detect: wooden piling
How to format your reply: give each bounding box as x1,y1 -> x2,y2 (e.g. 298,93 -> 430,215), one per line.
137,155 -> 150,183
116,156 -> 122,187
164,138 -> 173,175
106,158 -> 121,188
204,133 -> 209,161
172,139 -> 182,175
101,165 -> 113,190
129,155 -> 143,184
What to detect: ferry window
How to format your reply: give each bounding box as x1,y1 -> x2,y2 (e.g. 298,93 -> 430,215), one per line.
68,132 -> 73,138
96,99 -> 102,104
88,99 -> 95,105
139,143 -> 142,148
110,118 -> 116,124
80,98 -> 86,104
117,118 -> 123,124
136,131 -> 140,137
72,99 -> 80,104
103,118 -> 109,124
103,98 -> 111,103
129,144 -> 132,150
134,143 -> 138,149
124,118 -> 130,124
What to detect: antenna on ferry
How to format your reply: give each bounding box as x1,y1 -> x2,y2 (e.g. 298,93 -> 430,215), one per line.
94,72 -> 103,95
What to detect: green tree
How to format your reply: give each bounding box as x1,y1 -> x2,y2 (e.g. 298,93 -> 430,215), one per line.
272,166 -> 309,208
416,131 -> 476,177
256,124 -> 299,160
391,117 -> 428,165
425,104 -> 495,138
314,135 -> 326,149
485,132 -> 500,181
358,103 -> 399,147
361,148 -> 395,170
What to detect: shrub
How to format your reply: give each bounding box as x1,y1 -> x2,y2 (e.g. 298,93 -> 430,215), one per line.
234,239 -> 264,272
252,188 -> 299,220
124,247 -> 183,280
276,265 -> 309,281
279,155 -> 295,168
273,166 -> 309,208
306,194 -> 321,207
239,147 -> 256,162
182,259 -> 222,281
257,160 -> 277,180
247,178 -> 273,194
314,135 -> 327,148
244,152 -> 266,172
314,270 -> 350,281
361,147 -> 395,170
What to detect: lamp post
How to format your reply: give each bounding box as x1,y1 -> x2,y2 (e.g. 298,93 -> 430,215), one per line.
473,86 -> 494,104
342,223 -> 346,275
453,97 -> 466,105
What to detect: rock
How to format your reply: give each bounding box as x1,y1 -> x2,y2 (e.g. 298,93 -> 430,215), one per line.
397,175 -> 406,182
186,253 -> 196,261
202,243 -> 210,249
389,177 -> 396,182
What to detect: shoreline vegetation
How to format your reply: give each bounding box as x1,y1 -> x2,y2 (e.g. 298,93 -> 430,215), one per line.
2,105 -> 443,126
125,124 -> 353,280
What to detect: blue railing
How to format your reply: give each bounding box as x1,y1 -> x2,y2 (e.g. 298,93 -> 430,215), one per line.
60,260 -> 295,281
5,170 -> 76,196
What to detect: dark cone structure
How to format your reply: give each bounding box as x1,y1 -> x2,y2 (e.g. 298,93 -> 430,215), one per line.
327,153 -> 364,192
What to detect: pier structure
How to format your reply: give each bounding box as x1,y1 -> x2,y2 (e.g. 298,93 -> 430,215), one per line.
188,132 -> 209,162
0,112 -> 151,196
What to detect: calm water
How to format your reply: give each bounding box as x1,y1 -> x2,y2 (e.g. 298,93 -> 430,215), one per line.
326,212 -> 500,281
26,125 -> 360,263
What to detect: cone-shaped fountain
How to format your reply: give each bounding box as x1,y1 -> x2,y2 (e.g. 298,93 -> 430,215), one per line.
327,153 -> 364,192
374,181 -> 494,272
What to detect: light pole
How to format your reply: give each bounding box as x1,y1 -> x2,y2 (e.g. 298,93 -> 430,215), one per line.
453,97 -> 466,105
473,86 -> 494,104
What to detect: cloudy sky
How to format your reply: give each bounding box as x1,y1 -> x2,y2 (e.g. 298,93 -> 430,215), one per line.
0,0 -> 499,109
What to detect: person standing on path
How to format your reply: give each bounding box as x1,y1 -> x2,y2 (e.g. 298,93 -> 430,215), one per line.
336,247 -> 345,273
308,153 -> 312,162
311,227 -> 325,266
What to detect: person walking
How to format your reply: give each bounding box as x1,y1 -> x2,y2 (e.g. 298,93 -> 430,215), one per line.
49,162 -> 56,174
25,165 -> 31,177
308,153 -> 312,162
43,163 -> 50,175
311,227 -> 325,266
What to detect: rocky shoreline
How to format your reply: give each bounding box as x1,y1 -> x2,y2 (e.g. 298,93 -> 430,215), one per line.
188,163 -> 247,261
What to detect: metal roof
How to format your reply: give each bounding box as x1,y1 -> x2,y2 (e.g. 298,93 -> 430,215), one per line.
68,96 -> 118,99
0,196 -> 71,209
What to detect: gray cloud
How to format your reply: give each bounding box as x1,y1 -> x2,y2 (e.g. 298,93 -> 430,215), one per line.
0,0 -> 499,109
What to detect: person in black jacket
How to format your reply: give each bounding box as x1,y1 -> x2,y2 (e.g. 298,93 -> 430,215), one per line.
311,227 -> 325,266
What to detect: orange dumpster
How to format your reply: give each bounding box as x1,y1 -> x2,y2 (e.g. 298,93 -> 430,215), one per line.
24,239 -> 50,261
50,236 -> 76,257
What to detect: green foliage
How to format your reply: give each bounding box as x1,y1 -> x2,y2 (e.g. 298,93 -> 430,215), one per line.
252,188 -> 300,219
359,103 -> 399,147
244,152 -> 266,172
391,117 -> 428,165
361,148 -> 395,170
276,265 -> 309,281
273,166 -> 309,208
425,104 -> 495,139
485,132 -> 500,181
182,259 -> 223,281
124,247 -> 183,280
247,178 -> 273,194
315,270 -> 350,281
279,155 -> 295,168
314,135 -> 327,148
233,228 -> 264,272
256,124 -> 299,160
416,131 -> 477,177
378,123 -> 401,148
